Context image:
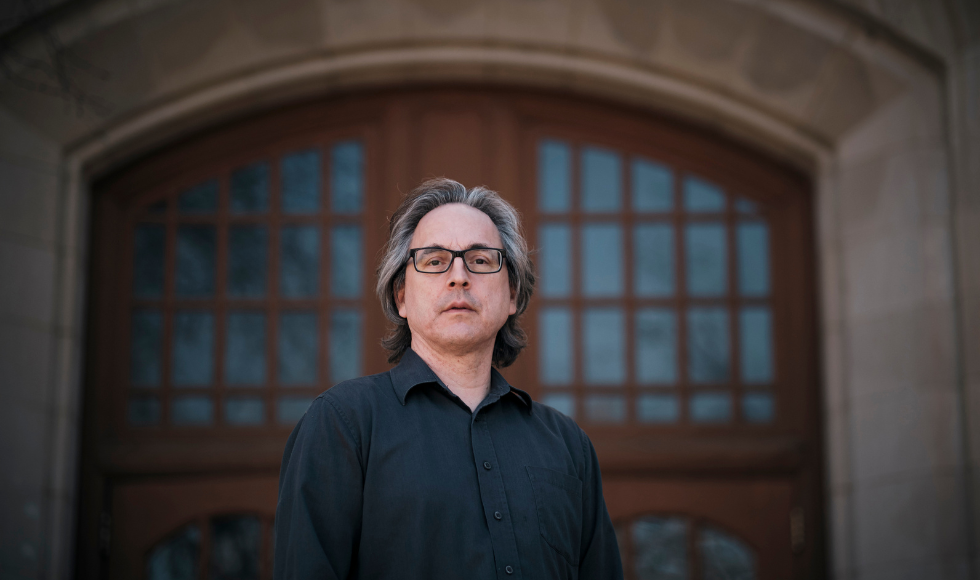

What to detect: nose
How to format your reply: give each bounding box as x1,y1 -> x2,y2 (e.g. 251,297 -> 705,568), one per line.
446,254 -> 470,288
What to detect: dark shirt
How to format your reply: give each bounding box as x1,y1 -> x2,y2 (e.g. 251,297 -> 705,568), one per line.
275,349 -> 623,580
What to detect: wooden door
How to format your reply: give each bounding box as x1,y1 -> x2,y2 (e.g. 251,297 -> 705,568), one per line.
82,88 -> 821,580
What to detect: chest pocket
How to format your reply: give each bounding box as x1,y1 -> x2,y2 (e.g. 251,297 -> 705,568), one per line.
527,465 -> 583,566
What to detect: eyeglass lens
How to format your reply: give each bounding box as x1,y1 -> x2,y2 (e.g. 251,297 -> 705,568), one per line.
414,248 -> 502,273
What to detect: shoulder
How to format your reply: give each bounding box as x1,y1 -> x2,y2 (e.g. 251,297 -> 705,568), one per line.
528,400 -> 593,462
302,371 -> 394,436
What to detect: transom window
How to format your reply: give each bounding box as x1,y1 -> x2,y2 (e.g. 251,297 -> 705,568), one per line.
125,140 -> 366,429
535,139 -> 775,426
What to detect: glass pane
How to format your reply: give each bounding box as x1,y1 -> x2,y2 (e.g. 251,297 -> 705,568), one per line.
330,309 -> 362,383
538,224 -> 572,298
131,310 -> 163,387
178,180 -> 218,214
632,158 -> 673,212
541,393 -> 574,418
231,162 -> 269,213
228,225 -> 268,298
634,224 -> 674,297
128,396 -> 161,425
743,392 -> 774,423
224,397 -> 265,426
737,222 -> 770,297
636,309 -> 677,384
735,198 -> 758,214
700,526 -> 756,580
176,225 -> 216,297
224,312 -> 266,386
585,395 -> 625,423
740,307 -> 773,384
581,146 -> 622,213
637,394 -> 679,424
538,140 -> 571,213
133,224 -> 165,298
583,308 -> 625,384
280,225 -> 319,298
687,308 -> 730,383
684,176 -> 725,212
632,516 -> 688,580
690,392 -> 732,423
277,396 -> 313,424
172,311 -> 214,386
278,312 -> 318,385
539,308 -> 573,385
582,223 -> 624,297
331,225 -> 362,298
281,149 -> 320,213
685,223 -> 727,296
210,515 -> 261,580
146,524 -> 201,580
172,395 -> 214,426
331,141 -> 364,214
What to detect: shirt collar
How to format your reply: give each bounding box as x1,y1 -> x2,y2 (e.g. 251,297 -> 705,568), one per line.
390,348 -> 533,413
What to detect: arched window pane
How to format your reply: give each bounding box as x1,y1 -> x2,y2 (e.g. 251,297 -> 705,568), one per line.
583,308 -> 625,384
538,224 -> 572,297
224,312 -> 266,386
278,312 -> 317,385
330,141 -> 364,214
131,310 -> 163,387
634,224 -> 674,297
538,140 -> 571,213
685,223 -> 727,297
210,515 -> 261,580
178,180 -> 218,214
581,146 -> 623,212
231,162 -> 270,213
146,524 -> 201,580
632,159 -> 673,212
684,177 -> 724,212
737,222 -> 770,297
281,149 -> 320,213
176,226 -> 216,298
172,311 -> 214,387
227,226 -> 268,298
280,226 -> 319,298
582,224 -> 624,297
134,224 -> 166,298
632,516 -> 687,580
700,526 -> 756,580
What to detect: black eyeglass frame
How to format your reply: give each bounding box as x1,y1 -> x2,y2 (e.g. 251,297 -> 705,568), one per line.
408,247 -> 507,274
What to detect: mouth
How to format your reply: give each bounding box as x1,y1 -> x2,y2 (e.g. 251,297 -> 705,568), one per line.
445,302 -> 475,312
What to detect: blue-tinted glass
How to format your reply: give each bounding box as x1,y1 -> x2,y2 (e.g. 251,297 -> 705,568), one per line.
735,198 -> 759,214
638,394 -> 679,423
176,225 -> 216,297
278,312 -> 317,385
331,225 -> 362,298
224,312 -> 266,386
581,146 -> 622,213
684,176 -> 725,212
582,223 -> 623,297
685,223 -> 727,296
538,224 -> 571,297
700,526 -> 756,580
131,310 -> 163,387
224,398 -> 265,426
133,224 -> 165,298
743,392 -> 774,424
128,396 -> 161,425
277,396 -> 313,424
632,159 -> 673,211
178,180 -> 218,214
210,515 -> 261,580
280,226 -> 319,298
690,392 -> 732,423
634,223 -> 674,297
740,307 -> 773,383
228,225 -> 268,298
231,162 -> 269,213
331,141 -> 364,214
282,149 -> 320,213
539,308 -> 573,385
585,395 -> 626,423
737,222 -> 770,297
687,308 -> 730,383
172,311 -> 214,386
146,524 -> 201,580
172,396 -> 213,426
633,517 -> 688,579
583,308 -> 625,384
330,309 -> 362,383
538,140 -> 571,213
542,393 -> 575,418
636,309 -> 677,384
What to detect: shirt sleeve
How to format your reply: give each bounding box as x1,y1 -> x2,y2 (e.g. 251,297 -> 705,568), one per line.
577,430 -> 625,579
275,394 -> 364,580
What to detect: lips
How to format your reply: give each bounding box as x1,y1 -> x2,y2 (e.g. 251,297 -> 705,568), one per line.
445,301 -> 475,312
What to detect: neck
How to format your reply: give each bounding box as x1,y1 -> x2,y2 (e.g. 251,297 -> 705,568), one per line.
410,337 -> 494,412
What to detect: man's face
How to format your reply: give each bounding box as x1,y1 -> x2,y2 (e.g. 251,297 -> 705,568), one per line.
396,203 -> 517,358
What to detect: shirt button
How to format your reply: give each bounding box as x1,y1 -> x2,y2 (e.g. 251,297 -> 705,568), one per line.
505,565 -> 514,575
494,511 -> 503,520
483,461 -> 492,470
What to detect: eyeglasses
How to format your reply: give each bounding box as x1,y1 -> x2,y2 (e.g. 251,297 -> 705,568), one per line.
408,247 -> 505,274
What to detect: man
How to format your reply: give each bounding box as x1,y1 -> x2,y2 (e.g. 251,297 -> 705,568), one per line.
275,178 -> 623,579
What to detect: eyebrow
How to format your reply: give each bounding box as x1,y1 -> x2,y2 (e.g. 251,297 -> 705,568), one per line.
420,243 -> 495,250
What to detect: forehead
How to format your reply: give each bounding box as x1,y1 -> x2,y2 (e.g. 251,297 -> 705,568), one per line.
411,203 -> 502,247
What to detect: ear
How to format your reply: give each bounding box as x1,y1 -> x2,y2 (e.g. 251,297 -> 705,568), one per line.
396,282 -> 407,319
508,284 -> 518,316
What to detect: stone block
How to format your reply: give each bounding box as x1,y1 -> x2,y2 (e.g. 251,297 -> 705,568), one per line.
0,240 -> 55,326
0,322 -> 53,410
486,0 -> 574,47
822,323 -> 847,413
323,0 -> 407,47
0,157 -> 60,248
856,555 -> 971,580
825,401 -> 852,488
0,107 -> 59,167
401,0 -> 489,41
828,487 -> 855,580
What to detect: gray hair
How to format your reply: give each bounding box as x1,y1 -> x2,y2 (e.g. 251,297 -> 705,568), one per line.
375,178 -> 535,367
